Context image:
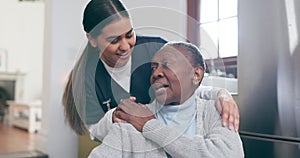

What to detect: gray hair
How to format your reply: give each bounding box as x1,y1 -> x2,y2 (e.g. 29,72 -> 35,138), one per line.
163,41 -> 206,71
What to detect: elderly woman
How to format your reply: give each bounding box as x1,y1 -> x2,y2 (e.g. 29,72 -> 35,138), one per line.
88,41 -> 244,158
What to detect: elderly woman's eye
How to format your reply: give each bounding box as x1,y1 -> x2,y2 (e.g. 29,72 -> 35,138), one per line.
151,67 -> 155,72
151,63 -> 158,72
162,61 -> 170,67
151,66 -> 157,72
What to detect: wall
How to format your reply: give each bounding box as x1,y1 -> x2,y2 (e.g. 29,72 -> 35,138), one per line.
122,0 -> 187,41
37,0 -> 89,157
0,0 -> 44,101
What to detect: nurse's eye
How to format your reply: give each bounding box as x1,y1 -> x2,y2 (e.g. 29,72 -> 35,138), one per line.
125,32 -> 134,39
126,29 -> 135,39
110,38 -> 120,44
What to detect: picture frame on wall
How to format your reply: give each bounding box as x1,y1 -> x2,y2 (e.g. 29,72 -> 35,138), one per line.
0,49 -> 8,72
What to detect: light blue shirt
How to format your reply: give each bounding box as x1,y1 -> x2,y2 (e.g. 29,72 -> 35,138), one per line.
155,93 -> 197,137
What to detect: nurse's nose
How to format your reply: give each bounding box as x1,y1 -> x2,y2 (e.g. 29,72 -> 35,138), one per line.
119,38 -> 130,51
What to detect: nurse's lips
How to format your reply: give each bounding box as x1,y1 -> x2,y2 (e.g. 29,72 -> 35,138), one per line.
117,50 -> 131,59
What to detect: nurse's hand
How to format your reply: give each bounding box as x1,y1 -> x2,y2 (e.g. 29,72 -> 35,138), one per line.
216,89 -> 240,132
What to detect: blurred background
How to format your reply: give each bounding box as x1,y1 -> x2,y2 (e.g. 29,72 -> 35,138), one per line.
0,0 -> 299,157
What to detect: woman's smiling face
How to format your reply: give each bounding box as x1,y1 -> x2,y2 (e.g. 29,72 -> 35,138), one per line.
150,46 -> 199,105
89,17 -> 136,68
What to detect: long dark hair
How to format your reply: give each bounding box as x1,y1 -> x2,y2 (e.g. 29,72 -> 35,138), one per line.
83,0 -> 130,37
62,71 -> 87,135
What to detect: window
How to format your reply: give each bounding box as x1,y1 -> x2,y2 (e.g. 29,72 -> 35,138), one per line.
187,0 -> 238,93
200,0 -> 238,59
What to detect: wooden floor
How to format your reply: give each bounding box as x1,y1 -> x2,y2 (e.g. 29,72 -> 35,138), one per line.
0,123 -> 37,154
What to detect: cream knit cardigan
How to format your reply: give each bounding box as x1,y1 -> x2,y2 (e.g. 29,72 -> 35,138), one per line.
88,97 -> 244,158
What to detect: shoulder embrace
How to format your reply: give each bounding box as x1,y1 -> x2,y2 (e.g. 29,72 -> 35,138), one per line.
196,97 -> 221,120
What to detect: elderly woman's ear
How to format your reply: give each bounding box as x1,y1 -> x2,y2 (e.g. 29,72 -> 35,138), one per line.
193,67 -> 204,85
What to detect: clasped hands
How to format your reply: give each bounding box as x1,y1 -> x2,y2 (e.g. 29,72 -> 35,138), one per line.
113,97 -> 155,132
113,94 -> 240,132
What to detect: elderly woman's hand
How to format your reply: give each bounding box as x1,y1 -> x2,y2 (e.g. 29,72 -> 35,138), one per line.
112,97 -> 136,123
216,89 -> 240,132
114,99 -> 155,132
112,109 -> 127,123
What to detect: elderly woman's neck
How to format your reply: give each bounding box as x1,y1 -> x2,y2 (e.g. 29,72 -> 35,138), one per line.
166,89 -> 197,106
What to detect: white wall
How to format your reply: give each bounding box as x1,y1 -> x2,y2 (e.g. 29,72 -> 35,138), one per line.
0,0 -> 44,101
122,0 -> 187,41
38,0 -> 89,157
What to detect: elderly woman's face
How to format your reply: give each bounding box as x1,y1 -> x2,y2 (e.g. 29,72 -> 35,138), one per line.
150,46 -> 197,105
